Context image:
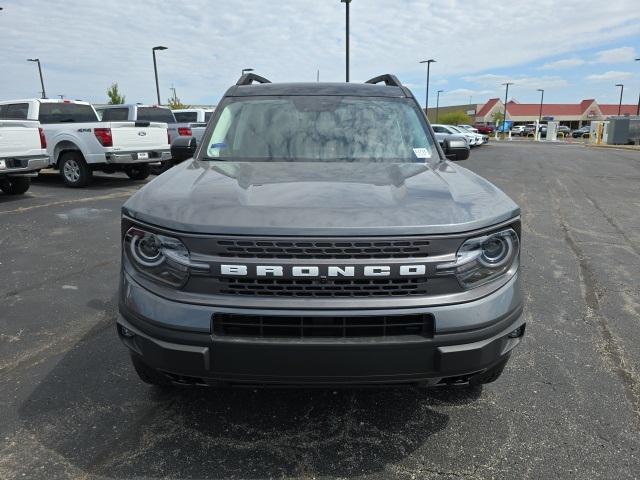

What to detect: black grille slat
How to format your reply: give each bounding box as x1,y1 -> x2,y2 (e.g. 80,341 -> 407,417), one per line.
213,314 -> 434,338
218,276 -> 429,297
215,239 -> 431,259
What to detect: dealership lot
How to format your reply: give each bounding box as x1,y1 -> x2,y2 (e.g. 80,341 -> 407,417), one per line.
1,143 -> 639,479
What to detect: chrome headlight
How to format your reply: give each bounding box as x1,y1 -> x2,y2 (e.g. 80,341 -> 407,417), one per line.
437,228 -> 519,289
124,226 -> 208,287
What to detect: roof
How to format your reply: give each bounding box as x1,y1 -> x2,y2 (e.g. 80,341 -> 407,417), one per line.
598,104 -> 639,116
0,98 -> 91,105
506,102 -> 584,116
476,98 -> 500,117
227,82 -> 407,98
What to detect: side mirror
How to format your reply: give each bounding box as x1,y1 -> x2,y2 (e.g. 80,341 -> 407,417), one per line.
170,136 -> 197,161
444,137 -> 470,161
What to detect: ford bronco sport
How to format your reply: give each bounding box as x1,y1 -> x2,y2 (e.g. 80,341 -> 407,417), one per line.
118,73 -> 524,388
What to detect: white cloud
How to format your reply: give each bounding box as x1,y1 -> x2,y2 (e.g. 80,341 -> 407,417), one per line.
539,58 -> 586,70
593,46 -> 637,64
586,71 -> 632,82
463,74 -> 569,90
0,0 -> 639,104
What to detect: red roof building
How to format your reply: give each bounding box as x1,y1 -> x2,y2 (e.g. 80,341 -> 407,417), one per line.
473,98 -> 639,127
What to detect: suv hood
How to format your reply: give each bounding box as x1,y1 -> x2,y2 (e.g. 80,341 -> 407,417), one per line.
123,160 -> 519,235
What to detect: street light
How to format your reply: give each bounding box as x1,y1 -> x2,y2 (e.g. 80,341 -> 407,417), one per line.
635,58 -> 640,116
536,89 -> 544,125
27,58 -> 46,99
419,59 -> 436,114
615,83 -> 624,116
341,0 -> 352,82
435,89 -> 444,123
501,82 -> 513,134
152,46 -> 168,105
241,68 -> 254,76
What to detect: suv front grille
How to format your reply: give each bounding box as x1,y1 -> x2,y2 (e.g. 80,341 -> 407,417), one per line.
214,239 -> 431,259
213,313 -> 434,338
218,276 -> 430,297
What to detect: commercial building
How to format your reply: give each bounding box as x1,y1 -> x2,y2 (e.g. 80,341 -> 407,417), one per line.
430,99 -> 640,129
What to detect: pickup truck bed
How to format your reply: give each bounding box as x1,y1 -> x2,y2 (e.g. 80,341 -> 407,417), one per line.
0,120 -> 49,194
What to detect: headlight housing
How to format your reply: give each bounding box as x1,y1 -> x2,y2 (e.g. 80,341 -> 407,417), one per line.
437,228 -> 519,289
124,226 -> 208,287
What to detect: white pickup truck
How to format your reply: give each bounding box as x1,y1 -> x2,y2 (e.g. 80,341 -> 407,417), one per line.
0,119 -> 49,195
171,108 -> 215,145
0,99 -> 171,187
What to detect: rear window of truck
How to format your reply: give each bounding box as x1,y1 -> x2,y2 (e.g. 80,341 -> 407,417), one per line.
174,112 -> 197,122
100,107 -> 129,121
138,107 -> 175,123
38,103 -> 98,123
0,103 -> 30,120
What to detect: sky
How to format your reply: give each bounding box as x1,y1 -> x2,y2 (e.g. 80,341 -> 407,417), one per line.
1,0 -> 639,108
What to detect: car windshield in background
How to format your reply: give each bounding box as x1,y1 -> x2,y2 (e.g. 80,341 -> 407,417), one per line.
205,96 -> 436,162
174,112 -> 198,122
38,103 -> 98,123
204,111 -> 213,122
137,107 -> 175,123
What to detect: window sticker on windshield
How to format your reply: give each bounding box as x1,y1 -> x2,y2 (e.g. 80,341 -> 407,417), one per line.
212,142 -> 227,149
413,148 -> 430,159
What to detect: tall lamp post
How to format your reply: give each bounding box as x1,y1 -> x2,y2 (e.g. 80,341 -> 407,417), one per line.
435,89 -> 444,123
152,46 -> 167,105
501,82 -> 513,135
635,58 -> 640,116
615,83 -> 624,116
27,58 -> 46,99
419,59 -> 436,114
242,68 -> 254,76
340,0 -> 351,82
536,88 -> 544,124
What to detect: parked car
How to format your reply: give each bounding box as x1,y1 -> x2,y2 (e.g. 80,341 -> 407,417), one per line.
557,125 -> 571,136
118,73 -> 524,389
432,124 -> 477,146
449,125 -> 485,146
511,125 -> 526,135
0,99 -> 171,187
171,108 -> 214,145
457,124 -> 478,133
95,104 -> 193,171
474,124 -> 494,134
522,124 -> 537,136
572,125 -> 591,138
0,119 -> 49,194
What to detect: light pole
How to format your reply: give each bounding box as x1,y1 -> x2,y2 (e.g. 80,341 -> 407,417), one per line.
419,59 -> 436,114
635,58 -> 640,116
341,0 -> 351,82
152,46 -> 167,105
27,58 -> 46,99
615,83 -> 624,116
501,82 -> 513,134
241,68 -> 254,76
536,89 -> 544,124
436,89 -> 443,123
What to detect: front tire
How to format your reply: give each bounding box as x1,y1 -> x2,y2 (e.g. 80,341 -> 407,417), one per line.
59,152 -> 92,187
125,164 -> 151,181
0,177 -> 31,195
130,353 -> 173,387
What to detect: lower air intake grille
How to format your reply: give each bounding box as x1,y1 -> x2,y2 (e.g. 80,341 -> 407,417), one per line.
213,313 -> 434,338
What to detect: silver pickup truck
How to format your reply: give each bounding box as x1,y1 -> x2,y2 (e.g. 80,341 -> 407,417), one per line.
0,99 -> 171,187
0,119 -> 49,195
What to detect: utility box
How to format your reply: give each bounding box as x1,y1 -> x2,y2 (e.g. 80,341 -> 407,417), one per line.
607,118 -> 630,145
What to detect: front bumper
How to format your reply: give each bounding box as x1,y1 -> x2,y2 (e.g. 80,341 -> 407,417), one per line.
105,149 -> 171,164
0,155 -> 49,176
118,273 -> 524,386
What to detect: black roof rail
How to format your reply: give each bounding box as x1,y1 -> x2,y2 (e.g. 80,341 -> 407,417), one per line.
236,73 -> 272,86
365,74 -> 403,87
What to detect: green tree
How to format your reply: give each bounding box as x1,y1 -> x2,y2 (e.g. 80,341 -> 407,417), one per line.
106,83 -> 125,104
491,111 -> 505,125
438,111 -> 472,125
167,96 -> 189,109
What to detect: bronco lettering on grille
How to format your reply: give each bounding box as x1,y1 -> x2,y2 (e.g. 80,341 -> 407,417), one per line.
220,264 -> 428,277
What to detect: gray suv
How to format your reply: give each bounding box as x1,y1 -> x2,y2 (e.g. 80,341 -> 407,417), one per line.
118,73 -> 524,388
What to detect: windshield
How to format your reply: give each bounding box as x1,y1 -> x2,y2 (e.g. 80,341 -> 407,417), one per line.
203,96 -> 436,162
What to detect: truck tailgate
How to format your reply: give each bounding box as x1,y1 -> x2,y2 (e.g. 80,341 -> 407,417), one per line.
0,121 -> 43,158
190,123 -> 207,145
109,122 -> 169,151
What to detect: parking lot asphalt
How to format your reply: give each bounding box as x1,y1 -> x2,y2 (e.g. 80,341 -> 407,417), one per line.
1,143 -> 639,479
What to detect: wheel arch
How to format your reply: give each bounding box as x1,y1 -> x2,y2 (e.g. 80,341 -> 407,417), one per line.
54,141 -> 85,168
